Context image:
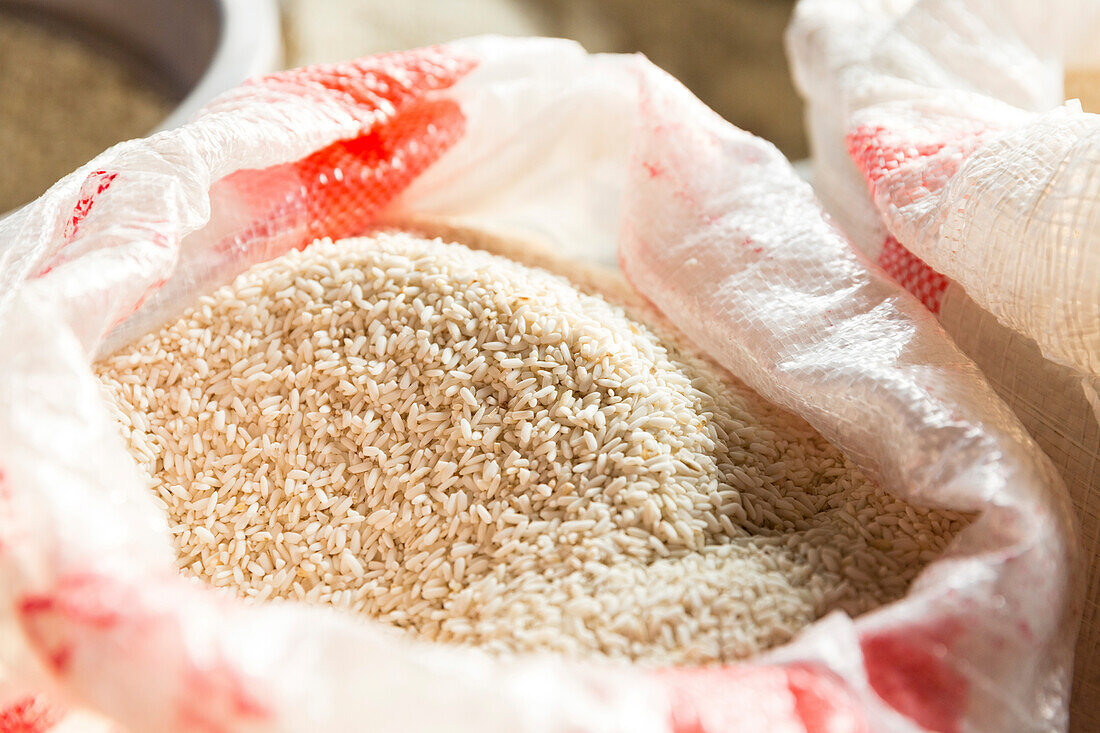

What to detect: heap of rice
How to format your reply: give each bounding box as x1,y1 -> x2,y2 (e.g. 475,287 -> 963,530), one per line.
96,232 -> 967,664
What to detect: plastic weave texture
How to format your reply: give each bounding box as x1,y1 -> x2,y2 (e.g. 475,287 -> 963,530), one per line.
786,2 -> 1100,728
0,37 -> 1078,733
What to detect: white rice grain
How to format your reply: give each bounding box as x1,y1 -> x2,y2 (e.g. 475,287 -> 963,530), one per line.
96,232 -> 968,665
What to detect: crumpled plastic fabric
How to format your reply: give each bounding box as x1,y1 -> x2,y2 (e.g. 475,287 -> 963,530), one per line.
0,36 -> 1077,732
786,2 -> 1100,727
786,0 -> 1100,388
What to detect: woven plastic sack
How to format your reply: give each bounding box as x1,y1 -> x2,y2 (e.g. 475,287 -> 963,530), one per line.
0,37 -> 1077,732
786,1 -> 1100,727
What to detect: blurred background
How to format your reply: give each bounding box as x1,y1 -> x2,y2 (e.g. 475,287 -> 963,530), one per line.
0,0 -> 804,213
280,0 -> 806,156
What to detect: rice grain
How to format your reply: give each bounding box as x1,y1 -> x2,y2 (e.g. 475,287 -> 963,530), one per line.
96,232 -> 968,665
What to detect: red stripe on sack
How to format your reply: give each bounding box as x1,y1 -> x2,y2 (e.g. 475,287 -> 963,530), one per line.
215,46 -> 474,258
37,170 -> 120,278
0,695 -> 63,733
877,236 -> 950,313
846,125 -> 949,188
846,118 -> 992,312
17,574 -> 126,679
252,46 -> 476,115
219,95 -> 466,255
18,573 -> 273,730
302,97 -> 465,240
845,121 -> 992,200
177,655 -> 270,733
861,621 -> 968,733
786,667 -> 867,733
658,664 -> 866,733
840,118 -> 998,206
64,170 -> 118,242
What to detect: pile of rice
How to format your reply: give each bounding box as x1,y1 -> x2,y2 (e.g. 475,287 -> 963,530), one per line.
95,231 -> 967,664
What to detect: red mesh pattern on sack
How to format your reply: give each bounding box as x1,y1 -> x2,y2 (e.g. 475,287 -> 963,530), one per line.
846,121 -> 992,203
62,171 -> 118,244
658,665 -> 867,733
234,47 -> 475,251
861,622 -> 968,733
219,96 -> 465,255
16,572 -> 271,732
35,48 -> 473,288
33,170 -> 120,278
248,48 -> 472,120
846,120 -> 988,315
0,695 -> 62,733
877,236 -> 950,313
847,125 -> 949,191
18,574 -> 130,679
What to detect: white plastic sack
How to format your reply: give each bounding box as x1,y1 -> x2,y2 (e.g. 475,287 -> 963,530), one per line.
786,2 -> 1100,727
0,37 -> 1077,732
